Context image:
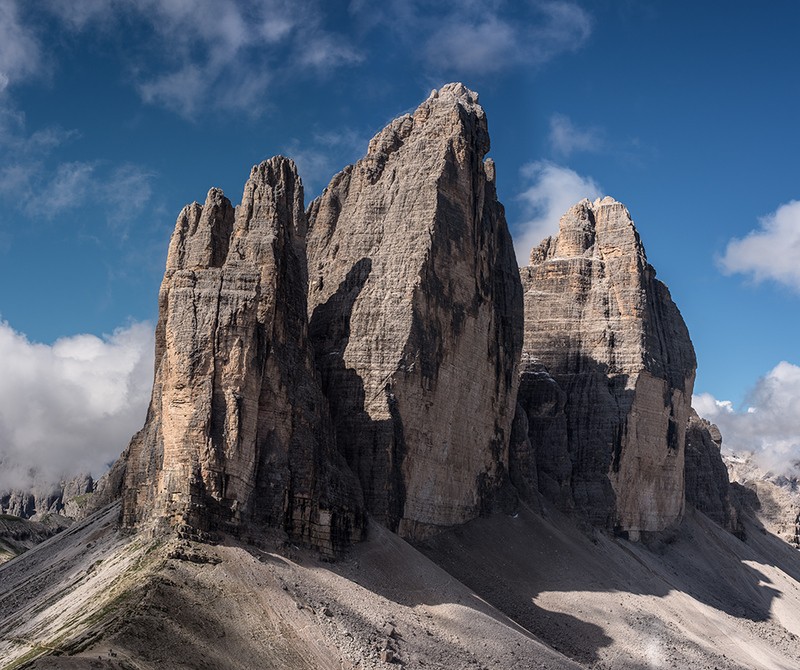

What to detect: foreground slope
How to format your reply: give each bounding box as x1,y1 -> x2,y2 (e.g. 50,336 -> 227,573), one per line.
3,499 -> 800,669
422,502 -> 800,670
0,504 -> 579,670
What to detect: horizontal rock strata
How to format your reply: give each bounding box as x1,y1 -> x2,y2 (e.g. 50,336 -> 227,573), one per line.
306,83 -> 523,539
121,157 -> 363,553
517,197 -> 696,537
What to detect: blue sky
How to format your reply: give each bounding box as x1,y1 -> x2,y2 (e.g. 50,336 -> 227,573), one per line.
1,0 -> 798,484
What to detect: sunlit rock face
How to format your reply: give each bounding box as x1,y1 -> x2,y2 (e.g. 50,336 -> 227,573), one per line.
306,83 -> 524,539
517,197 -> 696,537
121,157 -> 364,553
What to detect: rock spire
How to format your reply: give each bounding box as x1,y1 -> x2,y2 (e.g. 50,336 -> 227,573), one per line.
121,157 -> 364,553
517,197 -> 697,537
306,83 -> 524,539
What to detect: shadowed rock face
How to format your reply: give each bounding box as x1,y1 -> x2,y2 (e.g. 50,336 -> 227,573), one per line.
121,157 -> 364,553
306,83 -> 524,539
684,409 -> 743,537
518,197 -> 696,537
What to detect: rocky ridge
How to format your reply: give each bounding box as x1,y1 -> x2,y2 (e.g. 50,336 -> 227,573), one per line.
725,451 -> 800,547
0,473 -> 94,520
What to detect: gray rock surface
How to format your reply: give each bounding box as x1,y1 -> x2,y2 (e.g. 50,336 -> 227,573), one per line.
306,83 -> 523,539
725,451 -> 800,547
517,197 -> 696,537
121,157 -> 364,553
684,409 -> 743,537
0,473 -> 94,520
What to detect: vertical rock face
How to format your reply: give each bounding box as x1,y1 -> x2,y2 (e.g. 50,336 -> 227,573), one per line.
306,83 -> 523,539
518,197 -> 696,537
684,409 -> 743,537
121,157 -> 363,553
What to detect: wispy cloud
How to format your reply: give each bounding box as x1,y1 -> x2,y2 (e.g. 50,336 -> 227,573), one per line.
548,113 -> 603,156
282,128 -> 369,198
43,0 -> 362,119
0,0 -> 42,92
694,361 -> 800,475
513,160 -> 602,266
719,200 -> 800,293
353,0 -> 592,77
0,320 -> 154,491
6,1 -> 361,119
0,110 -> 156,240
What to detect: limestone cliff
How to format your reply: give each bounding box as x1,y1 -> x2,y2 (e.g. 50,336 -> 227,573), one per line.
0,473 -> 94,520
684,409 -> 743,537
306,83 -> 523,539
121,157 -> 364,553
518,197 -> 696,537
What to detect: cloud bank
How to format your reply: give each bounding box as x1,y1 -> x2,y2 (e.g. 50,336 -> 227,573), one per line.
719,200 -> 800,293
693,360 -> 800,475
513,161 -> 602,266
0,321 -> 154,491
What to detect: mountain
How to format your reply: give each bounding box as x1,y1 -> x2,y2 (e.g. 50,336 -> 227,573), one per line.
306,83 -> 522,539
1,84 -> 799,670
120,158 -> 363,554
516,197 -> 695,538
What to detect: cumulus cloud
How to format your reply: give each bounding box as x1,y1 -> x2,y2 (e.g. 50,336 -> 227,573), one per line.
549,113 -> 603,156
353,0 -> 592,77
513,161 -> 602,266
693,361 -> 800,475
719,200 -> 800,293
0,321 -> 154,492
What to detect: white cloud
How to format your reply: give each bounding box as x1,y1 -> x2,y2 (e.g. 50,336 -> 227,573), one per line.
0,321 -> 154,491
549,113 -> 602,156
425,17 -> 518,75
719,200 -> 800,292
693,361 -> 800,475
0,109 -> 156,233
355,0 -> 592,77
0,1 -> 42,92
513,160 -> 602,266
124,0 -> 361,118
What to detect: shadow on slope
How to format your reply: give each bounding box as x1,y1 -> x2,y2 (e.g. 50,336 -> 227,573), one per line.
413,502 -> 800,668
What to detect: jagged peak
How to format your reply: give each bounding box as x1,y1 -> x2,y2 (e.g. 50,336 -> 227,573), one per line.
528,196 -> 645,264
247,155 -> 301,185
428,81 -> 480,105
